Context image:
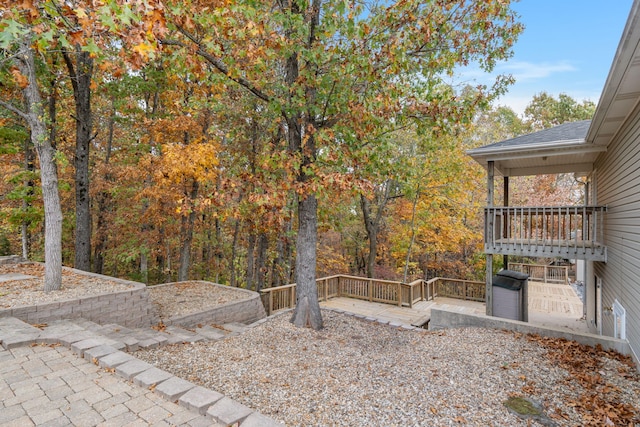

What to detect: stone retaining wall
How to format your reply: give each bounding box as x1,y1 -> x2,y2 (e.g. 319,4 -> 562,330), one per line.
0,269 -> 152,328
153,282 -> 267,327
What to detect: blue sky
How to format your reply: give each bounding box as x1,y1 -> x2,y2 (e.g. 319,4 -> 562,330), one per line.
465,0 -> 634,116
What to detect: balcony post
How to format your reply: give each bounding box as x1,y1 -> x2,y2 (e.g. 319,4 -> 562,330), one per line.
486,161 -> 495,316
503,176 -> 509,268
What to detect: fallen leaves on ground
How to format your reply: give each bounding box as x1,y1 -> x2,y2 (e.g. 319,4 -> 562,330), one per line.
526,333 -> 639,426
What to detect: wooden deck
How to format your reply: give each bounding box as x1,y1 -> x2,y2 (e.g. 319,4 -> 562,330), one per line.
321,280 -> 589,333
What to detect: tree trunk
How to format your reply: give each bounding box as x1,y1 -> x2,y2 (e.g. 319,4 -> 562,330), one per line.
403,184 -> 421,283
93,99 -> 115,274
21,135 -> 35,260
15,40 -> 62,291
288,0 -> 323,329
290,194 -> 322,329
63,47 -> 93,271
140,252 -> 148,284
230,219 -> 240,287
360,180 -> 393,279
272,233 -> 285,287
255,232 -> 268,292
178,180 -> 199,281
360,195 -> 379,279
245,231 -> 256,290
214,216 -> 222,283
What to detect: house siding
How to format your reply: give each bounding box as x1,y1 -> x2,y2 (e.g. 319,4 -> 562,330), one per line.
594,103 -> 640,366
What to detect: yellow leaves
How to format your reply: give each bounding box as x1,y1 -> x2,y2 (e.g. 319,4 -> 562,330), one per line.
152,140 -> 220,187
73,7 -> 88,19
10,66 -> 29,89
133,41 -> 155,60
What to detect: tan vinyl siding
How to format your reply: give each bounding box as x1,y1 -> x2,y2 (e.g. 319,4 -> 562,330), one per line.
594,104 -> 640,363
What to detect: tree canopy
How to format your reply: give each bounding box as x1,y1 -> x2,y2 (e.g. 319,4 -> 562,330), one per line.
0,0 -> 527,326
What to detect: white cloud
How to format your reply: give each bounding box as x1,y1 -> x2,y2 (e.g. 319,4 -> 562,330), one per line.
455,60 -> 577,85
498,61 -> 576,81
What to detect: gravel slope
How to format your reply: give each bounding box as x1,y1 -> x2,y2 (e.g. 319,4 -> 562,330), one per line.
136,310 -> 640,427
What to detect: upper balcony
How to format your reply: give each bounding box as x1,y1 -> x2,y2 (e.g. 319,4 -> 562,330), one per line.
485,205 -> 607,261
466,121 -> 611,263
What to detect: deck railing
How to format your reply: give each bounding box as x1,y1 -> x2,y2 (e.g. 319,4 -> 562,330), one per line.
260,275 -> 486,316
508,262 -> 569,284
485,205 -> 607,261
429,277 -> 486,301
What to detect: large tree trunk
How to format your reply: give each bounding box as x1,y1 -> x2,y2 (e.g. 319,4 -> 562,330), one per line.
288,0 -> 323,330
291,194 -> 322,329
15,40 -> 62,291
63,47 -> 93,271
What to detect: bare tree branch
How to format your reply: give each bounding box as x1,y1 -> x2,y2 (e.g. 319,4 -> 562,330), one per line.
0,99 -> 28,121
159,26 -> 272,104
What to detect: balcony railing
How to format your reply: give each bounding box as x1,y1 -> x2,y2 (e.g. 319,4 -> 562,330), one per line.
485,205 -> 607,261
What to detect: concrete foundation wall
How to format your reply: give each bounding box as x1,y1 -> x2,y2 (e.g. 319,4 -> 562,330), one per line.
0,269 -> 152,328
430,307 -> 632,357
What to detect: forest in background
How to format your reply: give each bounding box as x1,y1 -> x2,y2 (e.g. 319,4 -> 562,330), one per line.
0,1 -> 595,291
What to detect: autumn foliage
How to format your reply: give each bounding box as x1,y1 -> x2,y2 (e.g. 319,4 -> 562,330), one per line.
0,0 -> 533,290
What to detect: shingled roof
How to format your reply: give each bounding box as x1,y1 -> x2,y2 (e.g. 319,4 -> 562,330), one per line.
466,119 -> 606,177
475,119 -> 591,151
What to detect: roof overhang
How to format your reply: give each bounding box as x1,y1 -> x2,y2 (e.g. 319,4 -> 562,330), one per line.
587,0 -> 640,146
468,0 -> 640,177
467,140 -> 607,177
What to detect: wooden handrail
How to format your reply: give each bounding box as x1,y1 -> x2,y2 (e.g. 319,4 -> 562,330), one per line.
508,262 -> 569,285
260,275 -> 486,315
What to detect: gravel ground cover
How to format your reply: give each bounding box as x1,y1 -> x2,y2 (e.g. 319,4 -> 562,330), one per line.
136,310 -> 640,427
0,262 -> 133,308
148,281 -> 251,319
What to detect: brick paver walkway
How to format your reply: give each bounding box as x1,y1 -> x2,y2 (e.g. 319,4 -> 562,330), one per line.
0,317 -> 282,427
0,344 -> 218,427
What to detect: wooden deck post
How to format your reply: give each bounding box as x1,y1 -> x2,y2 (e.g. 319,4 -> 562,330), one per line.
503,176 -> 509,269
397,282 -> 402,306
268,291 -> 273,316
369,279 -> 373,302
486,161 -> 495,316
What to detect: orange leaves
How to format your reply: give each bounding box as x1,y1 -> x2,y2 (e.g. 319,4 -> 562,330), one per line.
20,0 -> 39,20
527,333 -> 640,426
69,30 -> 85,45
